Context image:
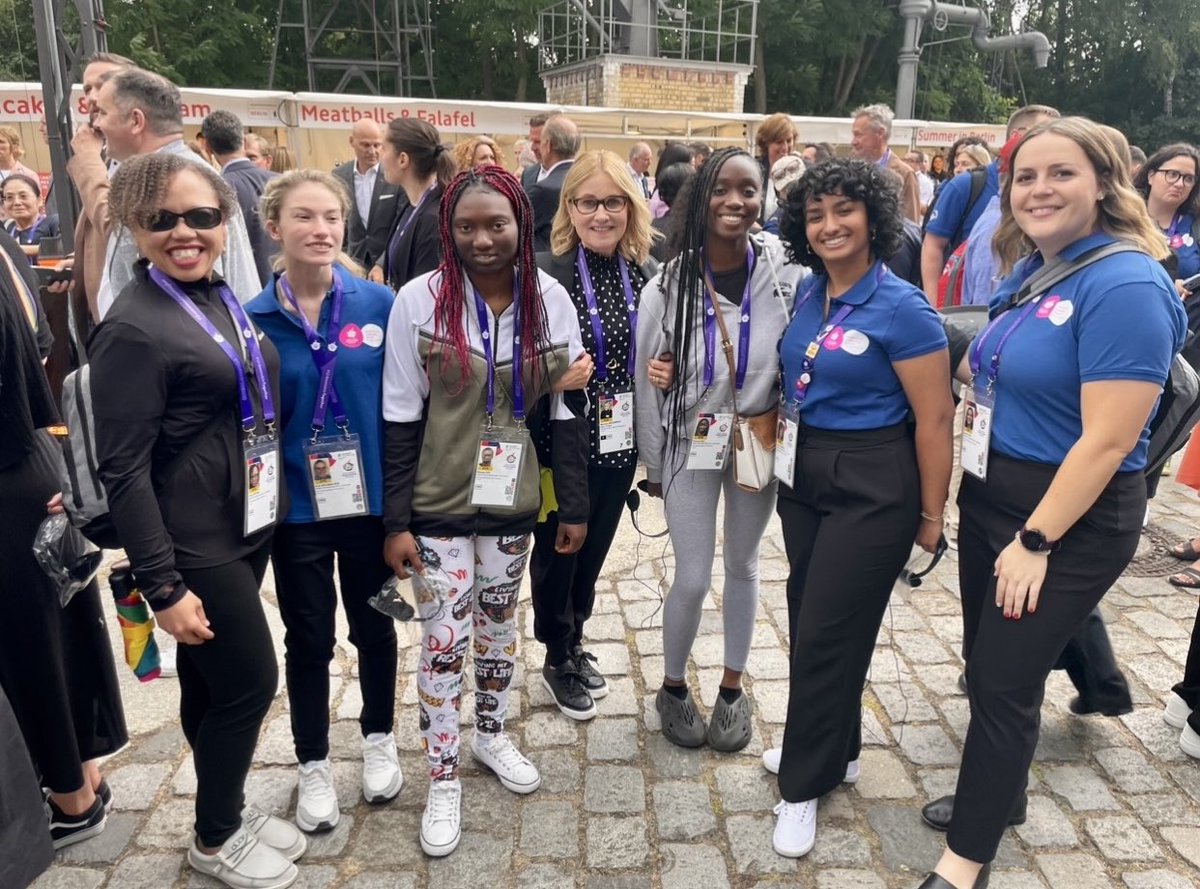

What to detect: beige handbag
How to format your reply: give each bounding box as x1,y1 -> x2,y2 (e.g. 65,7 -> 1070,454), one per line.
704,278 -> 776,492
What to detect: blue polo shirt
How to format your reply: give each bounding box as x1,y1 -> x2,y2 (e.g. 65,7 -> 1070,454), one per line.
1164,213 -> 1200,279
982,233 -> 1187,472
926,161 -> 1000,242
781,261 -> 947,430
246,266 -> 394,523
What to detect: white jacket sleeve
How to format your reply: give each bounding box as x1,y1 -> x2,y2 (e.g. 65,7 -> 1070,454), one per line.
634,271 -> 671,484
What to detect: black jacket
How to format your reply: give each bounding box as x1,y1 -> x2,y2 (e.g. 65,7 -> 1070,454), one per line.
222,159 -> 279,288
333,160 -> 406,269
383,183 -> 443,291
527,161 -> 574,253
89,263 -> 283,609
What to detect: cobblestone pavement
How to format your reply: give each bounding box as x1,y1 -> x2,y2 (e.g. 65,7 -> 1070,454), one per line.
31,474 -> 1200,889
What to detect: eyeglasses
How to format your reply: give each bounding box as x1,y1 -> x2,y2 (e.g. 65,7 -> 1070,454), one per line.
570,195 -> 629,214
1155,169 -> 1197,187
896,536 -> 949,588
146,207 -> 224,233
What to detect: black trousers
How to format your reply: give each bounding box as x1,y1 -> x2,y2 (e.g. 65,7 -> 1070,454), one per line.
271,517 -> 397,763
1054,606 -> 1131,710
949,454 -> 1144,862
530,463 -> 636,665
178,543 -> 276,848
1174,595 -> 1200,734
776,424 -> 920,802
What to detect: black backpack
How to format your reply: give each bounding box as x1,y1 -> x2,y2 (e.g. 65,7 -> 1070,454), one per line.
922,167 -> 989,252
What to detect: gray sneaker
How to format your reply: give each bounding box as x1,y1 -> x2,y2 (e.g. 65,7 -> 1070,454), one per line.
655,687 -> 707,748
707,692 -> 752,752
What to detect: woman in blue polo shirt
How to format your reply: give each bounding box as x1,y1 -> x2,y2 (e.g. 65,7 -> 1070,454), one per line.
246,170 -> 400,836
1133,143 -> 1200,295
765,158 -> 953,860
918,118 -> 1186,889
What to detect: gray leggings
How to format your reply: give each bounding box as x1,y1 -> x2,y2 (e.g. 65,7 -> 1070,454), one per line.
662,448 -> 778,681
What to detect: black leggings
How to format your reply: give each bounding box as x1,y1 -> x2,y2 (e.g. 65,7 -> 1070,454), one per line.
271,517 -> 397,763
178,544 -> 276,848
949,455 -> 1143,862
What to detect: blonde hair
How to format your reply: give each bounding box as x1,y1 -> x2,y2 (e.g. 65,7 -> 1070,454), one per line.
0,126 -> 24,160
259,169 -> 365,278
549,149 -> 654,264
452,136 -> 505,174
957,144 -> 992,170
270,145 -> 297,173
994,117 -> 1169,274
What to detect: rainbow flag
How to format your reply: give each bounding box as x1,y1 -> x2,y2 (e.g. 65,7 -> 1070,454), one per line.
109,569 -> 161,682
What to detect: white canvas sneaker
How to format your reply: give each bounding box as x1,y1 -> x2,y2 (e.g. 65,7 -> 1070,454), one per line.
761,747 -> 860,783
1164,691 -> 1193,729
420,780 -> 462,857
470,733 -> 541,794
772,798 -> 817,858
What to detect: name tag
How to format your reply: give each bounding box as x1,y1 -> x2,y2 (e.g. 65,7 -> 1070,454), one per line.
774,403 -> 799,488
471,425 -> 528,510
686,411 -> 734,471
244,438 -> 281,535
304,435 -> 368,521
597,390 -> 635,454
961,387 -> 994,481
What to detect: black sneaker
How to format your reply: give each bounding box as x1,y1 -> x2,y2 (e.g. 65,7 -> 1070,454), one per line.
541,660 -> 597,721
97,779 -> 113,812
47,794 -> 107,849
571,645 -> 609,700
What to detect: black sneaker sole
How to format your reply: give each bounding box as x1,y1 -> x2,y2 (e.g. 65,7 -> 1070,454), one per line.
540,675 -> 597,721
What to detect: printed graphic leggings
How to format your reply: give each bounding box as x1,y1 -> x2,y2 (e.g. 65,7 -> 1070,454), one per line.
414,532 -> 528,782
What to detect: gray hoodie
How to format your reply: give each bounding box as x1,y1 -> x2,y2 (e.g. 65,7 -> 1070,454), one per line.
634,232 -> 807,483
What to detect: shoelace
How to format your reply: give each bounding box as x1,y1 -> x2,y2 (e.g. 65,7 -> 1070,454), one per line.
773,799 -> 815,822
481,735 -> 528,770
362,737 -> 396,773
426,783 -> 460,823
299,764 -> 335,803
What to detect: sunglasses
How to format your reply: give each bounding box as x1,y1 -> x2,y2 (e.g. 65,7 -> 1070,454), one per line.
146,207 -> 224,233
570,195 -> 630,214
897,536 -> 949,588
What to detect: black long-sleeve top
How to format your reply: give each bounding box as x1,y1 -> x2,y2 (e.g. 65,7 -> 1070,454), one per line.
89,263 -> 283,610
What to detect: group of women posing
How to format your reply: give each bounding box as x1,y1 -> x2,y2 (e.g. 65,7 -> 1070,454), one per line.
57,111 -> 1182,889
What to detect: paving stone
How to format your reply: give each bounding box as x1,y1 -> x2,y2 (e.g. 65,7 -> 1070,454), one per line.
587,718 -> 640,761
134,797 -> 195,849
1094,747 -> 1170,793
1120,710 -> 1189,763
1125,610 -> 1190,639
585,642 -> 631,676
103,762 -> 171,811
660,842 -> 732,889
584,612 -> 627,641
853,749 -> 918,799
811,827 -> 872,866
867,805 -> 946,872
751,679 -> 790,724
106,853 -> 182,888
819,787 -> 856,822
57,812 -> 138,865
894,631 -> 955,664
523,711 -> 580,747
816,870 -> 887,889
1014,796 -> 1079,847
1121,869 -> 1199,889
135,725 -> 187,761
517,864 -> 578,889
600,677 -> 642,716
745,647 -> 790,680
520,801 -> 578,858
292,865 -> 339,888
634,630 -> 663,655
172,758 -> 197,795
585,816 -> 650,868
653,781 -> 717,840
871,682 -> 940,724
28,868 -> 106,889
340,872 -> 420,889
896,723 -> 960,766
1036,852 -> 1115,888
1085,816 -> 1164,862
243,767 -> 298,816
587,876 -> 652,889
349,807 -> 425,867
644,733 -> 703,778
990,874 -> 1049,889
714,764 -> 777,812
1033,714 -> 1087,762
1160,827 -> 1200,868
1126,791 -> 1200,827
1169,762 -> 1200,805
304,813 -> 353,858
1041,764 -> 1121,811
1128,656 -> 1188,694
584,765 -> 645,813
529,749 -> 581,793
725,814 -> 797,875
427,831 -> 512,885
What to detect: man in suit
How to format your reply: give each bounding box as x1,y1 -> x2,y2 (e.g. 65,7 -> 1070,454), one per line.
333,119 -> 402,269
527,115 -> 580,253
849,103 -> 922,223
627,142 -> 653,200
521,112 -> 556,191
199,110 -> 278,287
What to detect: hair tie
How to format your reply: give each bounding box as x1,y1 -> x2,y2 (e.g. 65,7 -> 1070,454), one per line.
435,144 -> 449,156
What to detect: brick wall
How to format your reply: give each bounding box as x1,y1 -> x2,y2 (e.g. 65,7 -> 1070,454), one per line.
543,57 -> 751,113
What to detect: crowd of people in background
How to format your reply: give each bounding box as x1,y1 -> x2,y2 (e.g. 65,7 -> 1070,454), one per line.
3,49 -> 1200,889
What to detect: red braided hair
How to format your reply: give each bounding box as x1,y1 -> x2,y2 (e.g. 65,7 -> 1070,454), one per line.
433,164 -> 550,395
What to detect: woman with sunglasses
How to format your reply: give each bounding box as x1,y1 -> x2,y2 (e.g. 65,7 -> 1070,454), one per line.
245,170 -> 401,834
766,158 -> 952,859
382,165 -> 588,857
90,153 -> 306,889
530,149 -> 670,720
634,147 -> 805,753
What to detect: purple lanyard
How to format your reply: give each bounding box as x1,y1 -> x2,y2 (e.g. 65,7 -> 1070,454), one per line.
15,215 -> 44,245
278,270 -> 349,434
702,245 -> 755,390
151,268 -> 275,436
471,279 -> 525,423
385,184 -> 435,280
1167,213 -> 1186,248
574,247 -> 638,382
968,262 -> 1043,390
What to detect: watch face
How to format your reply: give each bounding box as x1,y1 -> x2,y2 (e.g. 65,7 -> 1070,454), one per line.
1020,528 -> 1048,551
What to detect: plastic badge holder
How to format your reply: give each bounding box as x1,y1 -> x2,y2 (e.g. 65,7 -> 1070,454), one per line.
33,513 -> 104,607
368,576 -> 419,623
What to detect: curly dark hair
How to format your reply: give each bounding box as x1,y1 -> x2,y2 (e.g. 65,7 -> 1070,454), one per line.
779,157 -> 904,275
109,152 -> 237,233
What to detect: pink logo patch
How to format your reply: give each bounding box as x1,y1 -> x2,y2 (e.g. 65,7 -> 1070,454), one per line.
823,327 -> 845,351
339,324 -> 364,348
1036,296 -> 1060,319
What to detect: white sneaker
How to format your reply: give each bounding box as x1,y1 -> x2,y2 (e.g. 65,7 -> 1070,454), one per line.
761,747 -> 860,784
157,631 -> 178,678
241,806 -> 307,861
1164,692 -> 1193,729
420,780 -> 462,857
1182,723 -> 1200,760
295,760 -> 339,833
188,826 -> 298,889
470,732 -> 541,794
772,798 -> 817,858
362,732 -> 403,803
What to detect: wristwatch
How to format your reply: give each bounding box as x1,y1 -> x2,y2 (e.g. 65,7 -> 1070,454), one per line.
1017,526 -> 1060,554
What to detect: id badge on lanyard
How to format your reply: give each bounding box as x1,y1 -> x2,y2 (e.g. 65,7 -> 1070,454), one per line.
687,411 -> 734,470
304,434 -> 368,520
774,402 -> 799,488
960,386 -> 994,481
577,248 -> 638,456
244,438 -> 281,534
597,389 -> 634,454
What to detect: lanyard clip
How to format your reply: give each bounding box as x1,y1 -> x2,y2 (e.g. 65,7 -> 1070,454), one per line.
310,425 -> 324,444
336,421 -> 352,441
